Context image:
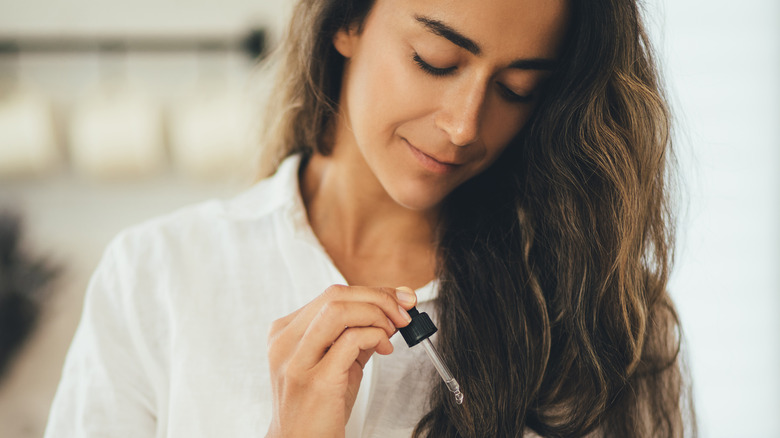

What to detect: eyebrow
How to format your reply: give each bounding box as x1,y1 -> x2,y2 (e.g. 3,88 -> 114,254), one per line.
414,15 -> 558,71
415,15 -> 481,55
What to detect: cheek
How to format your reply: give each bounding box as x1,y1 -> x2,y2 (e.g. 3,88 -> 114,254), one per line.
347,50 -> 437,145
348,53 -> 412,135
345,61 -> 388,140
481,104 -> 534,158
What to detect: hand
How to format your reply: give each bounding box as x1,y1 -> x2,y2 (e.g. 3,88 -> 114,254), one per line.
265,285 -> 418,438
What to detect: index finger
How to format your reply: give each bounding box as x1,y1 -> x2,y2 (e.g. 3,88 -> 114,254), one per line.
321,285 -> 414,328
288,285 -> 414,335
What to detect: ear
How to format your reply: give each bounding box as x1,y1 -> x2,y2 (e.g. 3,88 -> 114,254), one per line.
333,25 -> 359,58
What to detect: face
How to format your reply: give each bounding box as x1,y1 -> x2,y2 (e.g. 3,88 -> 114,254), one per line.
332,0 -> 570,211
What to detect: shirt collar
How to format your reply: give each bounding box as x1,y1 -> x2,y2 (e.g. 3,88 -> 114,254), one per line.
222,153 -> 438,303
222,154 -> 303,222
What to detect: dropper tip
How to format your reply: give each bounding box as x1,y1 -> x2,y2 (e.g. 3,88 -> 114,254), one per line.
454,389 -> 464,405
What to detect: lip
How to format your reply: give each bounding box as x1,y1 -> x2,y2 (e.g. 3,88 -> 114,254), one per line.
404,139 -> 462,174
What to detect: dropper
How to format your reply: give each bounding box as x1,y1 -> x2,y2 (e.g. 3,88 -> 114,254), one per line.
399,306 -> 464,405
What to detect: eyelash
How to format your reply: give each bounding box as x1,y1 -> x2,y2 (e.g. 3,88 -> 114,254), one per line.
412,53 -> 456,77
412,52 -> 535,104
497,84 -> 535,104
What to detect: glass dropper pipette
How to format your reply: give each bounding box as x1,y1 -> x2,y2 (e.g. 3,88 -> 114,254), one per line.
399,306 -> 464,405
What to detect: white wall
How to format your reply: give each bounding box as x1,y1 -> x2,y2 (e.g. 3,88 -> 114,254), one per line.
657,0 -> 780,436
0,0 -> 292,37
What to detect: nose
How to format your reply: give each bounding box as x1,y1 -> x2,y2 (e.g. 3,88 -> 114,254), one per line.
434,80 -> 485,147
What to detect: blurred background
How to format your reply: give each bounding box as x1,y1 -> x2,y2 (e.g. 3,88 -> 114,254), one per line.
0,0 -> 777,437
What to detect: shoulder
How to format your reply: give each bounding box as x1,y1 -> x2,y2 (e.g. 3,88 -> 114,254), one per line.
107,153 -> 303,265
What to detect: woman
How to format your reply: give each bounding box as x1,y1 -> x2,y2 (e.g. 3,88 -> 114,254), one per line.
46,0 -> 694,436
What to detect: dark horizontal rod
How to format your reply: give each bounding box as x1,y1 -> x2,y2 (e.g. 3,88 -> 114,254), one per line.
0,29 -> 266,58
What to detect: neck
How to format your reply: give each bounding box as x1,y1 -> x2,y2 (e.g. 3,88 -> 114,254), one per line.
300,133 -> 439,288
302,153 -> 438,257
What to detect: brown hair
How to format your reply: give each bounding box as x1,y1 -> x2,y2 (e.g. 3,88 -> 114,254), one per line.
258,0 -> 696,436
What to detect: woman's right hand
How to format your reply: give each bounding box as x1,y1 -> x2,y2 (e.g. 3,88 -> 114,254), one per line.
265,285 -> 417,438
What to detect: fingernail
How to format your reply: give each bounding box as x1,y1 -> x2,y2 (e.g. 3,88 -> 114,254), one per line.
398,305 -> 412,322
395,287 -> 416,306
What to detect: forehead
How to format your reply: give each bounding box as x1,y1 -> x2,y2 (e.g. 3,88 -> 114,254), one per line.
372,0 -> 570,60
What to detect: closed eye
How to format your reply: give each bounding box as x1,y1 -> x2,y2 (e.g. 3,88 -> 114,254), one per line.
413,53 -> 456,77
414,52 -> 536,104
497,83 -> 535,104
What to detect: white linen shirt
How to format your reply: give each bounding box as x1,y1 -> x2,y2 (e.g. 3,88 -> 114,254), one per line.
44,154 -> 442,438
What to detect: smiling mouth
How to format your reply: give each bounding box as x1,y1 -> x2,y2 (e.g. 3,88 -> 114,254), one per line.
403,139 -> 463,174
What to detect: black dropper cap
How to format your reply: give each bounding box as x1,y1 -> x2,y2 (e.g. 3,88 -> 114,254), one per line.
399,307 -> 437,347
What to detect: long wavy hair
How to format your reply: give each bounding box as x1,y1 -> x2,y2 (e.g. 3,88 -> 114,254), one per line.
257,0 -> 696,436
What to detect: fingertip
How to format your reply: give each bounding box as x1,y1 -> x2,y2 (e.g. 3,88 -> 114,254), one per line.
395,286 -> 417,309
377,339 -> 394,355
397,304 -> 412,326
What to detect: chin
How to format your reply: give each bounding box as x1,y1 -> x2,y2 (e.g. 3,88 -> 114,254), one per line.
386,182 -> 452,212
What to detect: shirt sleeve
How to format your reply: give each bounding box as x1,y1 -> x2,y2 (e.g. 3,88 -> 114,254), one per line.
44,231 -> 158,437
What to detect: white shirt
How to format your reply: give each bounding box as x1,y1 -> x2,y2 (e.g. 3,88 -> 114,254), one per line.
44,154 -> 443,438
